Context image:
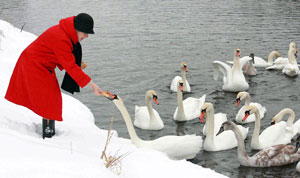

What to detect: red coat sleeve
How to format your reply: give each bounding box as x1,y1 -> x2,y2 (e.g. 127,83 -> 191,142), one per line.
53,39 -> 91,88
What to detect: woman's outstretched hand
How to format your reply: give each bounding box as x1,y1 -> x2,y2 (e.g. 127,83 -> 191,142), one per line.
88,81 -> 103,96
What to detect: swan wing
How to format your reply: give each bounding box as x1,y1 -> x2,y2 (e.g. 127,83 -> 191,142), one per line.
259,122 -> 288,147
146,135 -> 203,160
266,57 -> 288,70
251,102 -> 267,119
205,130 -> 238,151
183,94 -> 206,120
134,106 -> 151,129
282,63 -> 300,77
253,56 -> 270,67
212,61 -> 231,82
239,56 -> 253,69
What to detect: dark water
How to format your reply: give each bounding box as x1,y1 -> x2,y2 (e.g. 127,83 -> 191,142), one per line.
2,0 -> 300,177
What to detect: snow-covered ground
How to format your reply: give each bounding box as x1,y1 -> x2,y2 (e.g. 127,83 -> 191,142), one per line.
0,19 -> 227,178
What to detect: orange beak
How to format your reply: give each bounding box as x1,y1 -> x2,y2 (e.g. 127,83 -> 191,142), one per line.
235,100 -> 240,107
200,112 -> 205,123
153,98 -> 159,105
184,66 -> 188,72
242,113 -> 249,121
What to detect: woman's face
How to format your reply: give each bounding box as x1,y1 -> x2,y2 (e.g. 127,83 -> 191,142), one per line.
76,30 -> 88,42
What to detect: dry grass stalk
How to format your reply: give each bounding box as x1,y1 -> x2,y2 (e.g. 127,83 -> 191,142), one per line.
101,115 -> 129,175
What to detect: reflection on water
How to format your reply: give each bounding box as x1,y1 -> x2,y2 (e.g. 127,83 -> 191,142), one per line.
2,0 -> 300,177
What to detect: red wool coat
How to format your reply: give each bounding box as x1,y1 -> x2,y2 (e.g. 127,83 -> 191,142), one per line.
5,16 -> 91,121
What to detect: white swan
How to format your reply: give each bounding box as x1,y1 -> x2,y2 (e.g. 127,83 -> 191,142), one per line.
271,108 -> 299,139
110,94 -> 202,160
213,48 -> 249,92
282,48 -> 299,77
266,42 -> 297,70
173,80 -> 206,121
235,91 -> 266,124
217,121 -> 300,167
134,90 -> 164,130
170,61 -> 191,92
200,102 -> 248,151
243,105 -> 296,150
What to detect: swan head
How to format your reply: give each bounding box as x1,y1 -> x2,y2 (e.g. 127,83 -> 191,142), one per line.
102,91 -> 118,101
243,105 -> 258,121
249,53 -> 255,64
270,108 -> 294,125
146,90 -> 159,105
235,48 -> 241,57
177,80 -> 184,92
216,121 -> 234,136
289,42 -> 297,50
290,48 -> 298,58
235,91 -> 248,107
181,62 -> 188,72
200,102 -> 213,123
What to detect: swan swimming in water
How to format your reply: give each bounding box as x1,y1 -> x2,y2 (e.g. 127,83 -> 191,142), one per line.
217,121 -> 300,167
104,92 -> 202,160
200,102 -> 248,152
243,105 -> 296,150
173,80 -> 205,121
270,108 -> 299,139
170,61 -> 191,92
282,47 -> 299,77
213,48 -> 249,92
134,90 -> 164,130
235,91 -> 266,124
266,42 -> 297,70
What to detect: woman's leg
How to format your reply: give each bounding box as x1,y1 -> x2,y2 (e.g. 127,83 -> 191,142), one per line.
42,118 -> 55,139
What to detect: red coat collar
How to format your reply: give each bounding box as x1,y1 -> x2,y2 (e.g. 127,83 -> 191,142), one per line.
59,16 -> 78,44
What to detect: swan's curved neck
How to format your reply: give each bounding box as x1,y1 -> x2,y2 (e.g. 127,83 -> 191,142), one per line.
181,68 -> 187,90
176,88 -> 186,120
113,99 -> 141,143
231,124 -> 248,160
206,107 -> 215,141
243,93 -> 251,106
268,51 -> 280,64
288,50 -> 296,64
232,55 -> 241,72
252,111 -> 261,145
277,108 -> 295,127
146,95 -> 154,120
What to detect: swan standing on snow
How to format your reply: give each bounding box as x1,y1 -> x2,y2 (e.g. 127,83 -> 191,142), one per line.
108,93 -> 202,160
243,105 -> 296,150
170,61 -> 191,92
266,42 -> 297,70
282,47 -> 299,77
134,90 -> 164,130
271,108 -> 299,139
217,121 -> 300,167
200,102 -> 248,151
213,48 -> 249,92
173,80 -> 206,121
235,91 -> 266,124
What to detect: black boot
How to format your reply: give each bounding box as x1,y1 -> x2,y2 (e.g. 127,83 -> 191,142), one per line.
42,119 -> 55,139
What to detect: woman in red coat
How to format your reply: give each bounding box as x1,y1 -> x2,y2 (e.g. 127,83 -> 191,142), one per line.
5,13 -> 103,139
